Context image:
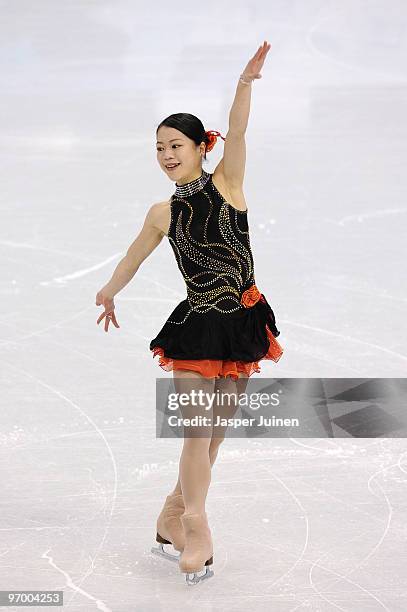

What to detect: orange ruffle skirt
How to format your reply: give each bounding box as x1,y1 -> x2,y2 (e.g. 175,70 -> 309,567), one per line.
151,325 -> 283,381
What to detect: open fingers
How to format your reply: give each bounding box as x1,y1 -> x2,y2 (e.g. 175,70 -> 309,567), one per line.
96,309 -> 120,332
255,44 -> 272,73
96,311 -> 106,325
109,311 -> 120,328
104,311 -> 120,332
255,40 -> 271,61
254,41 -> 266,56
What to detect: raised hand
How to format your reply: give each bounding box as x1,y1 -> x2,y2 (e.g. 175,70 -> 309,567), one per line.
241,40 -> 272,82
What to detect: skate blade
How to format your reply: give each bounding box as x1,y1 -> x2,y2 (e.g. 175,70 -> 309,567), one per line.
151,543 -> 181,563
184,565 -> 214,586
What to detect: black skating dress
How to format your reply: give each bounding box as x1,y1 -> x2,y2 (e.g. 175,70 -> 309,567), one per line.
149,169 -> 283,380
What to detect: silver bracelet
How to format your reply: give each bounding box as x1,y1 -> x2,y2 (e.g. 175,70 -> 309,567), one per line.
239,73 -> 252,85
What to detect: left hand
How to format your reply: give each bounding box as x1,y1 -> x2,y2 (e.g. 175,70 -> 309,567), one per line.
241,40 -> 272,82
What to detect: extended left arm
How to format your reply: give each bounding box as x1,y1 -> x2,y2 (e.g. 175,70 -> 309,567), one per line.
221,41 -> 272,188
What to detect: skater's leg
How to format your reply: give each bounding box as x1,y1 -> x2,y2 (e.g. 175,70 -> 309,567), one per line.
174,367 -> 215,578
169,372 -> 250,494
208,372 -> 249,461
173,369 -> 215,515
169,442 -> 222,496
176,371 -> 249,580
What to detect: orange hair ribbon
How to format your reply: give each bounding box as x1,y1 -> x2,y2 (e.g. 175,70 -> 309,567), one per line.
205,130 -> 226,152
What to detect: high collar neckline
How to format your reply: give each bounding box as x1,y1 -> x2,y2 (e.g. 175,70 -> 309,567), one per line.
174,169 -> 211,198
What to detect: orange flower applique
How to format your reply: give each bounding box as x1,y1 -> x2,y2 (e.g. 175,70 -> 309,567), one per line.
240,283 -> 264,308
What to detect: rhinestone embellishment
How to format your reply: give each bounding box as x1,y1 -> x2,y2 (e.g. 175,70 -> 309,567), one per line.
166,174 -> 256,324
174,169 -> 211,198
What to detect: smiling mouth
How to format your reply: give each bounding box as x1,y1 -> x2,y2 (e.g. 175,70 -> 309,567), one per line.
166,163 -> 180,170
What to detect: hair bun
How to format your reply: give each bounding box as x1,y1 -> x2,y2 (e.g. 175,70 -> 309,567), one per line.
205,130 -> 226,153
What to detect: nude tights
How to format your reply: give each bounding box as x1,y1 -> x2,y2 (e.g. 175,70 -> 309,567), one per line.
169,370 -> 249,514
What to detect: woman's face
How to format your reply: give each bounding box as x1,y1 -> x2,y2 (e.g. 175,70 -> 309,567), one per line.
156,126 -> 204,180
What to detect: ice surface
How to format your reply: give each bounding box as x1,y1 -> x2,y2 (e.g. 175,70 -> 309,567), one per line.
1,1 -> 406,609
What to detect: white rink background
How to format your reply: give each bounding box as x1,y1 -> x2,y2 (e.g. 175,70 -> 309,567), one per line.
1,1 -> 407,610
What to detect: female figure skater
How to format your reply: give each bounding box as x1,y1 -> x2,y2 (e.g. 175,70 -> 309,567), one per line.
96,40 -> 283,585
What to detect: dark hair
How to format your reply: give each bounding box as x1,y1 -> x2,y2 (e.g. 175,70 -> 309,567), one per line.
156,113 -> 210,161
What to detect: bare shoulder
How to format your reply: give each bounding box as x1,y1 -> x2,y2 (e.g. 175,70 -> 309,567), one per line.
148,199 -> 172,237
212,167 -> 248,212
